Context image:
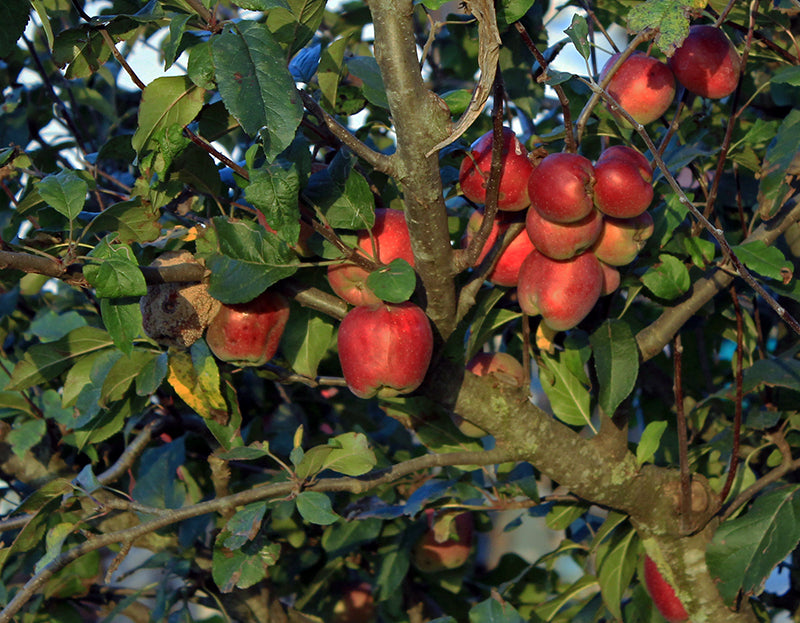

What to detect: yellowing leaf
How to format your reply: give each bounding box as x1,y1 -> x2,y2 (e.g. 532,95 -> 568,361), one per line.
167,349 -> 228,424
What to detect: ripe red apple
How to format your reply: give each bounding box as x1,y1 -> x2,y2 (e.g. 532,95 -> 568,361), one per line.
205,290 -> 290,366
517,250 -> 604,331
527,152 -> 595,224
462,210 -> 536,286
333,584 -> 376,623
327,209 -> 415,306
412,509 -> 474,573
643,555 -> 689,623
592,212 -> 655,266
668,25 -> 741,99
599,261 -> 621,295
459,127 -> 535,211
593,146 -> 654,219
337,302 -> 433,399
600,52 -> 676,125
525,206 -> 603,260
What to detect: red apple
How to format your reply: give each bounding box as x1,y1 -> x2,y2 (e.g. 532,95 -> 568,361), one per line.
462,210 -> 536,286
599,261 -> 621,295
337,302 -> 433,399
333,584 -> 376,623
643,555 -> 689,623
459,127 -> 535,211
517,250 -> 603,331
600,52 -> 676,125
527,152 -> 595,224
327,209 -> 415,306
467,352 -> 526,387
412,509 -> 474,573
592,212 -> 655,266
205,290 -> 290,366
593,146 -> 654,219
525,206 -> 603,260
668,25 -> 741,99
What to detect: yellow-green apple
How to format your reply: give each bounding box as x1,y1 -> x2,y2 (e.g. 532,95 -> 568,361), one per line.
337,302 -> 433,399
592,212 -> 654,266
205,290 -> 290,366
525,206 -> 603,260
527,153 -> 595,223
668,25 -> 741,99
459,127 -> 535,211
517,250 -> 604,331
593,146 -> 654,219
327,209 -> 415,306
412,509 -> 474,573
333,584 -> 376,623
462,210 -> 536,286
643,555 -> 689,623
600,52 -> 676,125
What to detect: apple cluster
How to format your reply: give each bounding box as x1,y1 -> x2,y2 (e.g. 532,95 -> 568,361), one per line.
459,129 -> 656,331
601,24 -> 741,126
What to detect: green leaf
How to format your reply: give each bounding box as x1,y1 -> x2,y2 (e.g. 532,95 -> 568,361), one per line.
266,0 -> 326,58
772,65 -> 800,86
627,0 -> 692,56
321,432 -> 377,476
758,109 -> 800,219
245,162 -> 301,246
131,76 -> 205,157
101,350 -> 157,405
590,320 -> 639,417
497,0 -> 536,26
28,310 -> 87,343
742,358 -> 800,394
211,21 -> 303,160
212,539 -> 280,592
217,442 -> 272,461
207,217 -> 299,304
34,522 -> 75,574
534,575 -> 599,620
85,198 -> 162,244
84,237 -> 148,299
99,298 -> 143,356
641,254 -> 690,300
7,418 -> 47,458
37,170 -> 88,220
319,37 -> 348,112
707,484 -> 800,604
469,597 -> 526,623
366,258 -> 417,303
321,517 -> 382,554
564,13 -> 590,60
596,528 -> 638,621
636,421 -> 667,466
222,502 -> 268,550
345,56 -> 389,109
0,0 -> 30,58
546,503 -> 586,530
731,240 -> 792,281
295,491 -> 339,525
376,546 -> 410,600
7,327 -> 113,392
538,352 -> 592,429
281,306 -> 335,378
304,163 -> 375,229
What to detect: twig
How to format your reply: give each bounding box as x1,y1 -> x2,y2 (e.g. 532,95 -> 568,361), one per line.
673,335 -> 693,533
183,127 -> 248,180
718,288 -> 744,504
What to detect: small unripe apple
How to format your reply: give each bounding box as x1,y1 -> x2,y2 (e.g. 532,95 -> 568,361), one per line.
600,52 -> 676,125
592,212 -> 655,266
462,210 -> 536,286
668,25 -> 741,99
205,290 -> 290,366
459,127 -> 535,211
643,555 -> 689,623
337,302 -> 433,399
412,509 -> 474,573
517,250 -> 603,331
327,209 -> 415,306
593,146 -> 654,219
527,152 -> 595,224
333,584 -> 376,623
525,206 -> 603,260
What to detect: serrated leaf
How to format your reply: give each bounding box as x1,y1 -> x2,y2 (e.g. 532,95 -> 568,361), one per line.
211,21 -> 303,160
281,306 -> 335,378
37,170 -> 88,220
99,298 -> 142,356
131,76 -> 205,156
590,320 -> 639,417
167,348 -> 228,424
772,66 -> 800,86
731,240 -> 792,281
84,237 -> 148,299
641,254 -> 690,299
222,502 -> 268,550
266,0 -> 326,58
345,56 -> 388,109
295,491 -> 339,525
304,164 -> 375,230
538,352 -> 593,429
707,484 -> 800,604
742,358 -> 800,394
85,198 -> 162,244
469,597 -> 526,623
245,163 -> 301,246
627,0 -> 692,56
212,539 -> 279,592
319,37 -> 348,112
321,432 -> 377,476
759,110 -> 800,219
636,421 -> 667,466
564,13 -> 590,60
207,217 -> 299,304
0,0 -> 30,58
366,258 -> 417,303
217,442 -> 272,461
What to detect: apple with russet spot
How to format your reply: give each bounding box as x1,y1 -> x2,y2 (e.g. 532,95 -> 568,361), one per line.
337,301 -> 433,399
459,127 -> 535,212
462,209 -> 536,286
205,289 -> 290,366
327,208 -> 415,306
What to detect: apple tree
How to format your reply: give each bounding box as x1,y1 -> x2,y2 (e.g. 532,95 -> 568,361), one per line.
1,0 -> 800,621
